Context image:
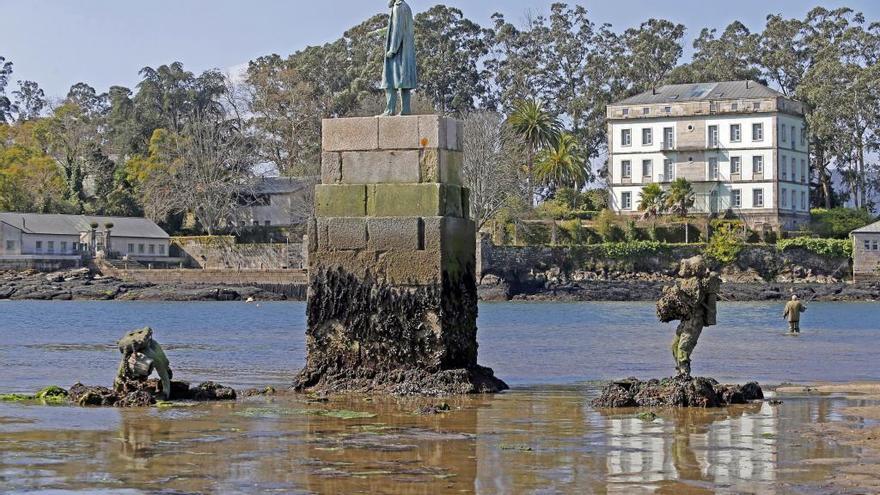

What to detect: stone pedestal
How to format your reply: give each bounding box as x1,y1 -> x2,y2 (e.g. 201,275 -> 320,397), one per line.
294,115 -> 507,395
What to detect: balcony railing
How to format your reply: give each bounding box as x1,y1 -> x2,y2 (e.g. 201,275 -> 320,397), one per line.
660,140 -> 675,151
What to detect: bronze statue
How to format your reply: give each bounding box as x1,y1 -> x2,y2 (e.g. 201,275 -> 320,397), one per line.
378,0 -> 417,116
657,256 -> 720,377
114,327 -> 173,400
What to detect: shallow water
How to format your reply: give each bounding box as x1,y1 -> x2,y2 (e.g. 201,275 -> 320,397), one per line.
1,300 -> 880,493
1,301 -> 879,392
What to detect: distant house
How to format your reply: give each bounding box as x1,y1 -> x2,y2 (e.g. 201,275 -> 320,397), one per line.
0,213 -> 170,260
852,220 -> 880,282
243,177 -> 315,228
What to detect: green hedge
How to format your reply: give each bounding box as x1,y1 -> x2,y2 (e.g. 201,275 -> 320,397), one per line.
777,237 -> 853,258
578,240 -> 669,259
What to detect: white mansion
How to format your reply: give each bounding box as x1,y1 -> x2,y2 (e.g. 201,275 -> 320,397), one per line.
606,80 -> 811,230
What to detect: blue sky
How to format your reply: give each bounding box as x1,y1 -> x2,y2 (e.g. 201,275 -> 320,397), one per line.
2,0 -> 879,98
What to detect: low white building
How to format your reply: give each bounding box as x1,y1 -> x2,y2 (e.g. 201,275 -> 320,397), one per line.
0,213 -> 170,260
852,220 -> 880,282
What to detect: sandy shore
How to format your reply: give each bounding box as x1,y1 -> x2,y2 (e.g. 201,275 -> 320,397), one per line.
777,382 -> 880,491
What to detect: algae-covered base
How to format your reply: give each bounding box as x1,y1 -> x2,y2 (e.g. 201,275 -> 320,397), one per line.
293,365 -> 508,397
68,380 -> 237,407
592,376 -> 763,408
0,386 -> 69,405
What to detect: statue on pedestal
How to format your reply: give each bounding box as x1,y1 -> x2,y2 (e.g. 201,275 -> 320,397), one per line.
378,0 -> 417,116
657,256 -> 720,377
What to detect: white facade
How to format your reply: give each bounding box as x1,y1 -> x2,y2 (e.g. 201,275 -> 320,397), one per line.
113,236 -> 170,258
607,81 -> 810,230
0,213 -> 171,260
244,177 -> 314,228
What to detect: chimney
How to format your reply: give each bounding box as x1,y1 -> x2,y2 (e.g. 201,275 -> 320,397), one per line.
21,218 -> 25,230
746,80 -> 750,89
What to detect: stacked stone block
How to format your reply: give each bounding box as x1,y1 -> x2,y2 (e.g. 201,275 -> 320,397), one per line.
295,115 -> 506,395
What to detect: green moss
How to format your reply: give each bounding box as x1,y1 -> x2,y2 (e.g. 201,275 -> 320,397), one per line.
0,386 -> 69,405
35,386 -> 68,404
637,411 -> 658,422
0,394 -> 34,402
315,184 -> 367,217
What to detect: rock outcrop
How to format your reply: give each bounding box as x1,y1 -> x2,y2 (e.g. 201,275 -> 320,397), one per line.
0,268 -> 287,302
592,376 -> 764,408
68,380 -> 237,407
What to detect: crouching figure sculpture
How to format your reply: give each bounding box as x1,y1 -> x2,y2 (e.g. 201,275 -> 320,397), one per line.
114,327 -> 172,400
657,256 -> 721,377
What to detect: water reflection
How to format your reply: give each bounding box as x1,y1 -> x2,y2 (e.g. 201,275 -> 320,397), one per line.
601,404 -> 774,492
0,390 -> 866,494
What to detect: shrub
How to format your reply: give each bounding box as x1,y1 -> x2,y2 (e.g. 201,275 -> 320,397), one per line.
536,188 -> 602,220
810,208 -> 876,239
777,237 -> 853,258
705,220 -> 744,264
594,209 -> 622,242
581,188 -> 608,211
519,223 -> 551,245
590,240 -> 666,259
624,219 -> 640,241
534,200 -> 571,220
558,219 -> 589,245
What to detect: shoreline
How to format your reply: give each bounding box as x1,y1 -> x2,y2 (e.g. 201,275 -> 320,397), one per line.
2,268 -> 879,302
480,279 -> 880,303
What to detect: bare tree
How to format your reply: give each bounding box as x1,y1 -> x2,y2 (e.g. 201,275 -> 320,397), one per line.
461,112 -> 526,229
171,114 -> 258,235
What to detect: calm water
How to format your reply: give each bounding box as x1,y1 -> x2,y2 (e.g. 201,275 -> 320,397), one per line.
1,301 -> 879,494
1,301 -> 879,393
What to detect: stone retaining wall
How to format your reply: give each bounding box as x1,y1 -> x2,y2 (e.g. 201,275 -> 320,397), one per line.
478,239 -> 853,300
0,256 -> 82,272
172,236 -> 304,270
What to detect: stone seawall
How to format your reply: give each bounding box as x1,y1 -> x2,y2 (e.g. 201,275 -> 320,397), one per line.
477,240 -> 871,301
0,256 -> 82,272
172,236 -> 304,270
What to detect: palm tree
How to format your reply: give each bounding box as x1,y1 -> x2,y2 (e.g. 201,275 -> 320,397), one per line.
665,178 -> 695,217
638,183 -> 667,221
535,133 -> 588,192
507,99 -> 562,203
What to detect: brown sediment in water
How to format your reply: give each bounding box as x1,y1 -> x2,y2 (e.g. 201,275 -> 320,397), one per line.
0,386 -> 869,493
777,381 -> 880,492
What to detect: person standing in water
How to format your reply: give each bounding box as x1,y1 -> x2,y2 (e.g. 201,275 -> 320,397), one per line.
783,295 -> 807,334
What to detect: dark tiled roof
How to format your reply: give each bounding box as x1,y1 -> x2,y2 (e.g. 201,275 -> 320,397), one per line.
615,80 -> 785,105
852,220 -> 880,234
254,177 -> 315,195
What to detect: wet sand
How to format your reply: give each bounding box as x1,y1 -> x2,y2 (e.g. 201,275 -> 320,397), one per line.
1,384 -> 877,494
776,382 -> 880,492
